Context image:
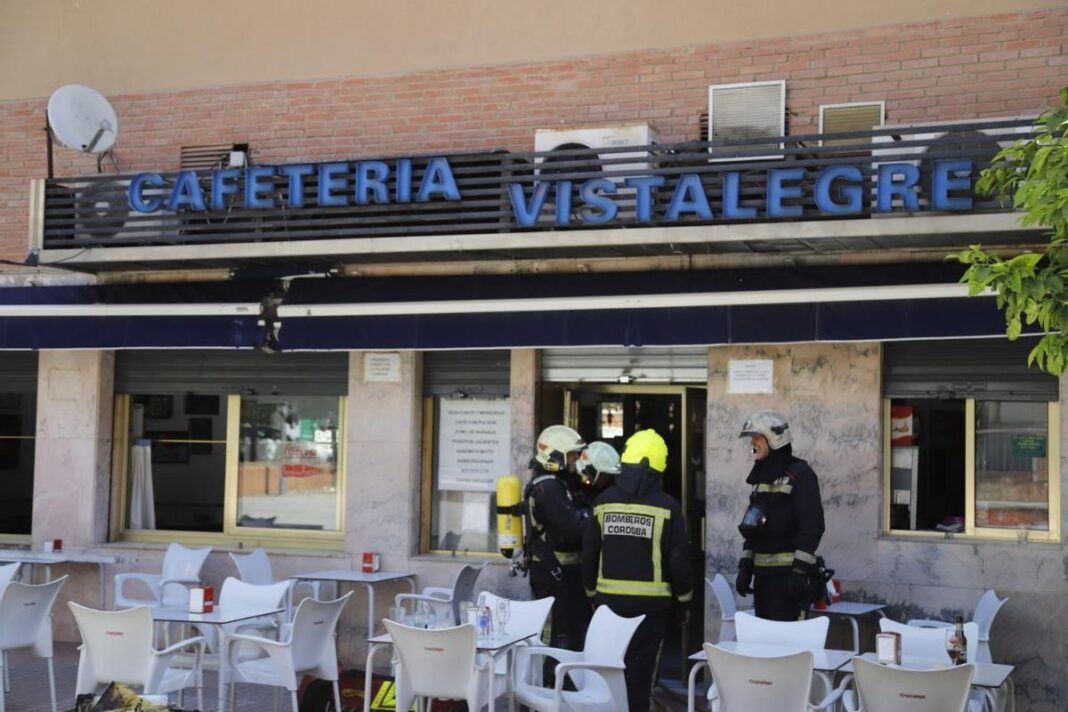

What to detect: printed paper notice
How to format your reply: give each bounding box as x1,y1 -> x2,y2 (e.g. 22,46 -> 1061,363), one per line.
728,359 -> 774,394
364,352 -> 401,382
436,398 -> 511,492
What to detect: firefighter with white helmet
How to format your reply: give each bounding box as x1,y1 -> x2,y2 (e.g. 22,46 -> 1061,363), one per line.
581,429 -> 693,712
524,424 -> 593,652
736,410 -> 825,621
576,440 -> 621,494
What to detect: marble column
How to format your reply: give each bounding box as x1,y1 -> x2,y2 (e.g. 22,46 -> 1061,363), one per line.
509,349 -> 539,477
31,350 -> 114,547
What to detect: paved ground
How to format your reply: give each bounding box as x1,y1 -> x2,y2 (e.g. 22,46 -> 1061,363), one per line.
3,643 -> 691,711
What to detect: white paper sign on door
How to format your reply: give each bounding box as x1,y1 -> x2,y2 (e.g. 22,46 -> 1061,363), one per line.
436,398 -> 511,492
728,359 -> 774,394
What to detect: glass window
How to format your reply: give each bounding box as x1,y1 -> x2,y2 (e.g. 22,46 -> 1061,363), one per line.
118,391 -> 345,543
975,401 -> 1050,532
237,395 -> 341,532
885,397 -> 1059,541
0,393 -> 36,536
127,394 -> 227,532
425,396 -> 511,554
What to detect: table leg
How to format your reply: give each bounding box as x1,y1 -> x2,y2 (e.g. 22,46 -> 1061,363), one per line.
217,627 -> 228,712
364,583 -> 375,638
98,563 -> 105,607
507,647 -> 516,712
487,650 -> 500,712
848,617 -> 860,654
687,660 -> 704,712
363,641 -> 390,712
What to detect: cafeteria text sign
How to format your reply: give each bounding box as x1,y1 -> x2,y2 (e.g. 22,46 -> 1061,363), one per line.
127,157 -> 978,226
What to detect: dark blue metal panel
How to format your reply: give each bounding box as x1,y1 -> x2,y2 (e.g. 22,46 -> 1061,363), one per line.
0,316 -> 260,350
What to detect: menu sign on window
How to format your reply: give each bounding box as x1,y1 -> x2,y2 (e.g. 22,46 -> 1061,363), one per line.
437,398 -> 511,492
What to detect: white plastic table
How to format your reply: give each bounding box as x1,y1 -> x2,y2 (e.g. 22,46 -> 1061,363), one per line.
365,629 -> 529,712
808,601 -> 887,653
841,652 -> 1015,712
152,603 -> 285,712
0,548 -> 118,605
289,569 -> 416,636
687,641 -> 853,712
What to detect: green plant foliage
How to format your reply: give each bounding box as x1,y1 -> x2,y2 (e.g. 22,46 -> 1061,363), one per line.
956,87 -> 1068,374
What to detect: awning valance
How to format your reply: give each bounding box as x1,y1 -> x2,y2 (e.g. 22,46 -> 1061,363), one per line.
0,280 -> 274,349
276,264 -> 1017,350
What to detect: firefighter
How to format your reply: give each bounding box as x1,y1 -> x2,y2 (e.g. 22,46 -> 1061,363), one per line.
735,409 -> 825,622
581,429 -> 693,712
525,424 -> 593,652
575,440 -> 621,500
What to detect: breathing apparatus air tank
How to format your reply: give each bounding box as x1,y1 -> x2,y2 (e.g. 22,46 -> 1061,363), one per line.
495,474 -> 524,559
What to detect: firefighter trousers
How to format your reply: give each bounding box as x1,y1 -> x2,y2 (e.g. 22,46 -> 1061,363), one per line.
754,569 -> 803,621
621,607 -> 670,712
530,564 -> 591,651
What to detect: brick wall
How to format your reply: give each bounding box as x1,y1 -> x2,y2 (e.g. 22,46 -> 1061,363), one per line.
0,8 -> 1065,262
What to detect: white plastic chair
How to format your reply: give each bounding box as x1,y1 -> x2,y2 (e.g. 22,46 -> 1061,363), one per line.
185,577 -> 290,668
703,645 -> 843,711
723,612 -> 832,707
845,656 -> 975,712
385,619 -> 490,712
907,590 -> 1009,663
114,543 -> 212,608
68,603 -> 205,710
514,605 -> 644,712
395,563 -> 484,625
476,592 -> 554,690
225,592 -> 353,712
0,576 -> 67,712
706,575 -> 753,643
0,563 -> 18,587
229,548 -> 322,612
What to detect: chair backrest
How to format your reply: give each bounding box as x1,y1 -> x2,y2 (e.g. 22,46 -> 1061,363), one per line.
704,644 -> 813,711
218,576 -> 289,611
708,574 -> 738,620
289,592 -> 352,671
476,592 -> 554,642
448,564 -> 484,624
879,619 -> 979,664
972,590 -> 1008,639
582,605 -> 645,664
0,576 -> 67,654
69,603 -> 154,685
0,562 -> 19,587
853,656 -> 974,712
384,620 -> 477,701
735,611 -> 829,650
160,543 -> 211,606
229,548 -> 274,585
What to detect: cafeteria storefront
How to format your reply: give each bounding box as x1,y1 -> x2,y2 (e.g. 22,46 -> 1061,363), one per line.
8,118 -> 1068,702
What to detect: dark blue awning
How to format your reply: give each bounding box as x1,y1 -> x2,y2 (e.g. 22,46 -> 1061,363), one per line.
277,265 -> 1019,350
0,280 -> 275,349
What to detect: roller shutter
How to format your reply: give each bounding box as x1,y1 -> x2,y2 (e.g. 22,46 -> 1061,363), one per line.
883,337 -> 1057,401
115,350 -> 348,395
541,346 -> 709,383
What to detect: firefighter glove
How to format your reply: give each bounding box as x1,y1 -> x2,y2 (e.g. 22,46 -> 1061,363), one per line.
735,558 -> 754,596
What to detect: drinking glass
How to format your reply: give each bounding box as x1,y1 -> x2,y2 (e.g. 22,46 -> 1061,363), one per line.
496,598 -> 511,636
388,605 -> 407,625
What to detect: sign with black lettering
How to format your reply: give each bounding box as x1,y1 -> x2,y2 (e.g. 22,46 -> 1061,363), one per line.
603,511 -> 654,539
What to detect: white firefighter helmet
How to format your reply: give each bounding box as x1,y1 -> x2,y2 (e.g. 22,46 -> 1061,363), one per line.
577,441 -> 621,481
739,410 -> 792,450
533,424 -> 586,472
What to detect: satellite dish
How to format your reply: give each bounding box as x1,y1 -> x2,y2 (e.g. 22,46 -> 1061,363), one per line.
47,84 -> 119,154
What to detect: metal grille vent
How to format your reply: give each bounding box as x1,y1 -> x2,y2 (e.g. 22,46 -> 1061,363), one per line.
820,103 -> 885,147
180,143 -> 249,170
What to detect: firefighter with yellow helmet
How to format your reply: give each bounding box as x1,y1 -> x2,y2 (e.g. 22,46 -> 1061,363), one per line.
581,429 -> 693,712
525,424 -> 593,652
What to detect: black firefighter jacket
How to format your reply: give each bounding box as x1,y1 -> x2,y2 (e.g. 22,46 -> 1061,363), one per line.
581,463 -> 694,616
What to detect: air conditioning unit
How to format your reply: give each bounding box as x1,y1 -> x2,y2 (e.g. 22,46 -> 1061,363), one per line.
708,80 -> 786,161
871,116 -> 1035,212
534,123 -> 659,222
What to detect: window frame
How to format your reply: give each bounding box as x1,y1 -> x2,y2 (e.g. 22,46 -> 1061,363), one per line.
418,394 -> 507,558
111,393 -> 346,550
882,398 -> 1061,543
